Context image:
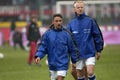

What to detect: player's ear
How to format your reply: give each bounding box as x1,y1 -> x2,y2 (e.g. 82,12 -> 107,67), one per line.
73,7 -> 76,13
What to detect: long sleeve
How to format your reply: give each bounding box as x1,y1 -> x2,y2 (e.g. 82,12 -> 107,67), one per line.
92,19 -> 104,52
67,33 -> 79,63
35,33 -> 47,59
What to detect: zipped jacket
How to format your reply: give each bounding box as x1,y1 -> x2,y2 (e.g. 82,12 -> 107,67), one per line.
67,13 -> 104,59
35,27 -> 78,70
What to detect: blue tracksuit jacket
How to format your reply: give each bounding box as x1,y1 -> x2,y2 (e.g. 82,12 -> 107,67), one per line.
35,27 -> 78,71
67,13 -> 104,59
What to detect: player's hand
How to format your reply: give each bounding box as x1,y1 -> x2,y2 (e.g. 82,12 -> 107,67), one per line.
35,57 -> 40,64
96,52 -> 101,60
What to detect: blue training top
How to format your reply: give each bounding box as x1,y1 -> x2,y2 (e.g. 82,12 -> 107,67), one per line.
67,13 -> 104,59
35,27 -> 79,71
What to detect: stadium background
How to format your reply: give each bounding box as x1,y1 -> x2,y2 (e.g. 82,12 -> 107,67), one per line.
0,0 -> 120,46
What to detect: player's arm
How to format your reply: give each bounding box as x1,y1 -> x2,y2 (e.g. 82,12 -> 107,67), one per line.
67,33 -> 78,64
92,19 -> 104,53
35,33 -> 48,63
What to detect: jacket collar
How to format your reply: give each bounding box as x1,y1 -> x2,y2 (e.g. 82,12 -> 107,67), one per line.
75,12 -> 86,19
51,25 -> 63,31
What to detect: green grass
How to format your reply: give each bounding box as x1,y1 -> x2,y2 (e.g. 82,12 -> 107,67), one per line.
0,45 -> 120,80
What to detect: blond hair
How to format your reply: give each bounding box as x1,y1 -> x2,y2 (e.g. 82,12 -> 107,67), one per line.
73,0 -> 84,8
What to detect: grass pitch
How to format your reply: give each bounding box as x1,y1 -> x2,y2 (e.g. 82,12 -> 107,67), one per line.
0,45 -> 120,80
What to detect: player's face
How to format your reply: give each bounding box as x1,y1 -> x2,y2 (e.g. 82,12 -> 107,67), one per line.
53,17 -> 62,29
74,2 -> 85,16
